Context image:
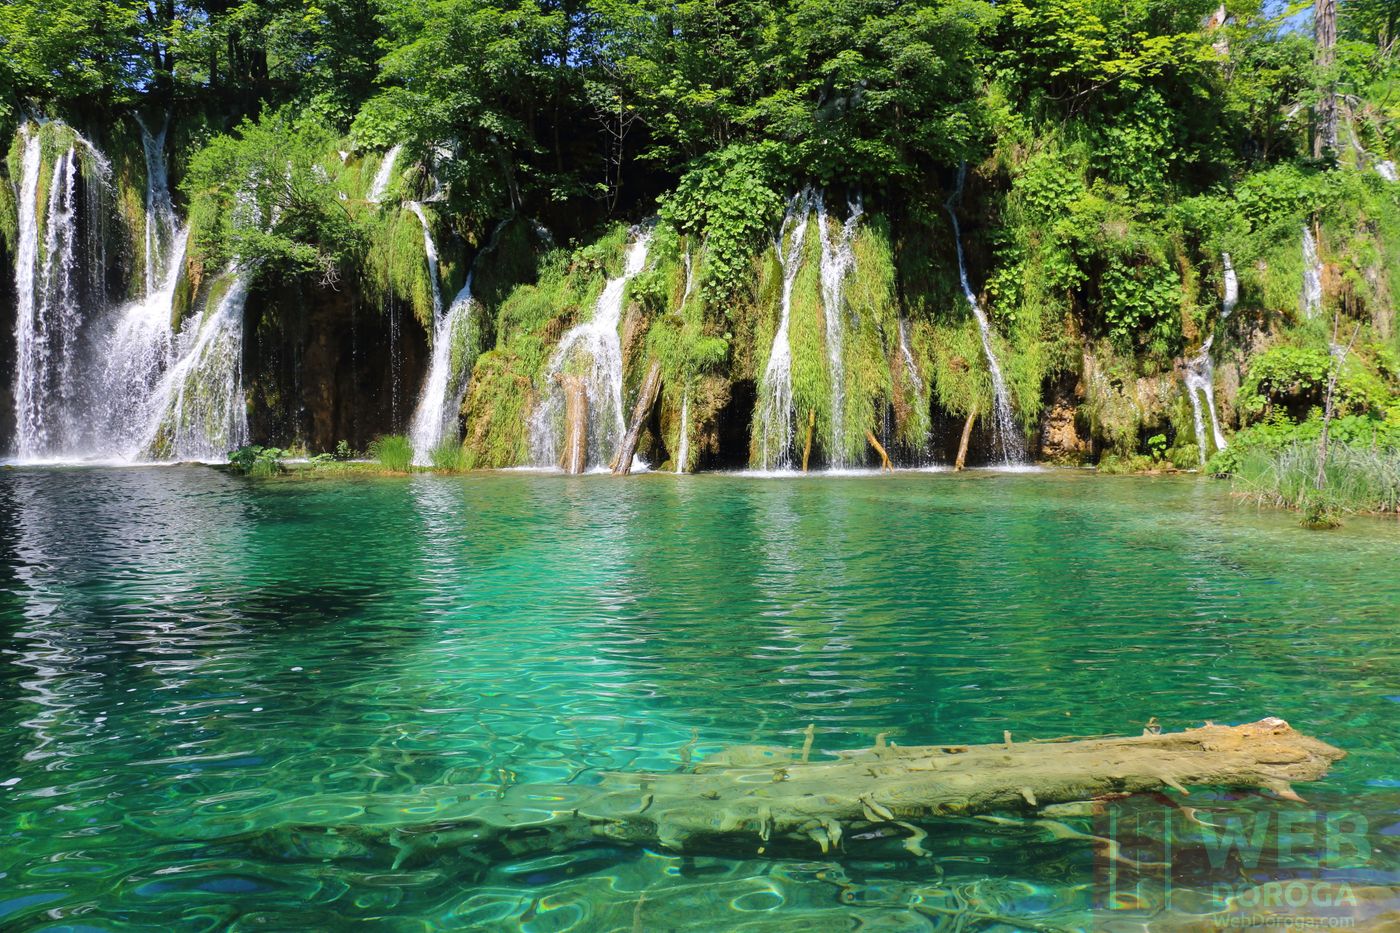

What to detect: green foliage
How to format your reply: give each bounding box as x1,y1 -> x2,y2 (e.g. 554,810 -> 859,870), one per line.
1207,413 -> 1400,476
1231,442 -> 1400,517
228,445 -> 287,477
184,111 -> 363,285
660,146 -> 782,303
368,434 -> 415,472
1238,341 -> 1393,421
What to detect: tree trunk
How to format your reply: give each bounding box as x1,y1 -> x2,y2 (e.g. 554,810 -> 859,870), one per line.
955,409 -> 977,471
865,430 -> 893,472
1315,0 -> 1338,159
801,409 -> 816,473
613,360 -> 662,476
558,374 -> 588,474
228,719 -> 1343,865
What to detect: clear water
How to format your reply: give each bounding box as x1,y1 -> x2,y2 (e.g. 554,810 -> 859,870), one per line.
1,468 -> 1398,930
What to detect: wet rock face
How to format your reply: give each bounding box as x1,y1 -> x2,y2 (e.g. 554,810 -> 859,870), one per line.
1039,390 -> 1089,464
246,281 -> 429,454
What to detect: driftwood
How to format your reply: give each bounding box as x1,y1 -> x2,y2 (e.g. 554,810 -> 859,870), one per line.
865,430 -> 893,472
955,408 -> 977,471
612,360 -> 662,475
195,719 -> 1342,869
801,409 -> 816,472
558,373 -> 588,474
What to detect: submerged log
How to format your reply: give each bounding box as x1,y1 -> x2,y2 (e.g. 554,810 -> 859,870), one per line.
558,373 -> 588,474
955,408 -> 977,471
865,430 -> 893,472
202,718 -> 1342,867
612,360 -> 662,476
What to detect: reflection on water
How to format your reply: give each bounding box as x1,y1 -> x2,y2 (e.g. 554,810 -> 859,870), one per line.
0,468 -> 1398,929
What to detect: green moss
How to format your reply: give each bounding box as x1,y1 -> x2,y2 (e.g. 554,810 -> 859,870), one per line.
836,215 -> 899,459
460,349 -> 535,468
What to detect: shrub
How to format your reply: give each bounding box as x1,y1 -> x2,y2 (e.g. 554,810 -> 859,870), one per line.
368,434 -> 414,472
228,445 -> 286,477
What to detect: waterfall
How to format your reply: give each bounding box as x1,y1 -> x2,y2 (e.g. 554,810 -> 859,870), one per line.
755,194 -> 812,470
1221,252 -> 1238,319
1182,254 -> 1236,467
368,144 -> 403,203
1378,161 -> 1399,183
407,202 -> 444,320
408,271 -> 476,463
1185,336 -> 1228,467
16,144 -> 85,459
1302,225 -> 1323,319
898,319 -> 924,398
97,117 -> 190,458
135,116 -> 179,294
98,228 -> 189,457
530,229 -> 653,469
816,193 -> 862,467
12,129 -> 44,458
142,273 -> 250,460
946,165 -> 1023,465
682,247 -> 698,303
676,392 -> 690,473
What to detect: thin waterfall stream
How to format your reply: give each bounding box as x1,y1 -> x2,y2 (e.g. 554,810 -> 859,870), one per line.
816,193 -> 862,467
756,193 -> 812,470
529,229 -> 653,470
946,166 -> 1023,465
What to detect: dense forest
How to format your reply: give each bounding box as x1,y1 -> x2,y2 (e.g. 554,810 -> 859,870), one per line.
3,0 -> 1400,485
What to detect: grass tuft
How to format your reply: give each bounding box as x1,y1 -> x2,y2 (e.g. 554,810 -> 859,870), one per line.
369,434 -> 415,472
1231,442 -> 1400,518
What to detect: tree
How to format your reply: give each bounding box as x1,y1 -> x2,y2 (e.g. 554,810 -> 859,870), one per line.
1314,0 -> 1338,158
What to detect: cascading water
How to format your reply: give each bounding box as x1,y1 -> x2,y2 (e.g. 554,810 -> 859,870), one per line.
1302,225 -> 1323,319
97,118 -> 191,457
1222,252 -> 1238,319
946,166 -> 1023,465
407,230 -> 475,464
816,193 -> 862,467
135,116 -> 179,293
1185,337 -> 1228,467
97,228 -> 189,456
676,392 -> 690,473
368,145 -> 403,203
141,272 -> 250,460
682,247 -> 698,303
9,119 -> 249,463
12,129 -> 45,458
530,229 -> 653,469
1182,253 -> 1236,467
16,144 -> 87,459
755,194 -> 812,470
1378,161 -> 1399,183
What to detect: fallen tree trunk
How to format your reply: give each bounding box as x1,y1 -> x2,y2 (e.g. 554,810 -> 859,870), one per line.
558,373 -> 588,474
612,359 -> 662,475
955,408 -> 977,471
197,718 -> 1342,867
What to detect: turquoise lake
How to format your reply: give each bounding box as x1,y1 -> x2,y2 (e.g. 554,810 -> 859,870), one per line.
1,467 -> 1398,930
